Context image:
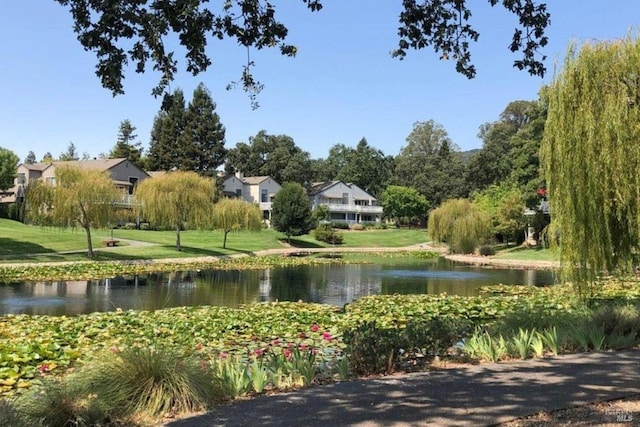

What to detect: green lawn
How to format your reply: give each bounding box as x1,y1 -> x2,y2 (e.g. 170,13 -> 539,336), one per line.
493,245 -> 558,262
0,219 -> 431,263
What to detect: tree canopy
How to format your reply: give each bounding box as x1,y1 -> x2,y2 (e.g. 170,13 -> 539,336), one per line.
0,148 -> 19,191
428,198 -> 490,254
211,198 -> 262,248
271,182 -> 313,242
25,165 -> 119,257
53,0 -> 549,98
541,36 -> 640,294
110,119 -> 144,168
381,185 -> 429,226
135,171 -> 216,250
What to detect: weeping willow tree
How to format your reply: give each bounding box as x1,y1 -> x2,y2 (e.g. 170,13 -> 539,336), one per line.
541,36 -> 640,296
428,199 -> 490,254
135,171 -> 215,251
211,198 -> 262,248
25,166 -> 119,258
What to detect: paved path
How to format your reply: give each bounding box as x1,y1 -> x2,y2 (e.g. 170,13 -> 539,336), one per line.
166,350 -> 640,427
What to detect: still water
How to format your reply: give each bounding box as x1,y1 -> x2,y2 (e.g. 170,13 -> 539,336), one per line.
0,258 -> 556,316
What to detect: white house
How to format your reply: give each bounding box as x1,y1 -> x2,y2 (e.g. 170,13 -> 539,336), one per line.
222,172 -> 282,222
309,181 -> 383,224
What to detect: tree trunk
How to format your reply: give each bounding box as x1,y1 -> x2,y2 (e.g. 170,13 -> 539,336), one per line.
85,226 -> 94,258
176,224 -> 182,251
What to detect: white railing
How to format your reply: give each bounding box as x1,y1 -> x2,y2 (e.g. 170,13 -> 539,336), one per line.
323,203 -> 383,214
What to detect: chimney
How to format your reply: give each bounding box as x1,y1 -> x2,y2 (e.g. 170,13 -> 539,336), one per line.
235,170 -> 244,180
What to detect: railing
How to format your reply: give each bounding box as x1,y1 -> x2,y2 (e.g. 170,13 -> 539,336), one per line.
322,203 -> 383,214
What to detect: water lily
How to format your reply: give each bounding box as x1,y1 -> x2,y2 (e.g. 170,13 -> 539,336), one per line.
311,324 -> 319,332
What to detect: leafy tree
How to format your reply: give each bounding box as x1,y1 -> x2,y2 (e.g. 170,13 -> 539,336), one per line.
41,152 -> 53,162
541,36 -> 640,294
24,151 -> 37,165
392,120 -> 466,206
59,142 -> 79,161
25,165 -> 119,258
225,131 -> 312,186
472,181 -> 526,243
182,83 -> 227,175
53,1 -> 549,97
147,89 -> 187,171
381,185 -> 429,226
211,198 -> 262,248
428,198 -> 490,254
110,119 -> 143,167
0,148 -> 19,191
466,100 -> 538,193
135,171 -> 215,250
335,138 -> 394,197
271,182 -> 313,242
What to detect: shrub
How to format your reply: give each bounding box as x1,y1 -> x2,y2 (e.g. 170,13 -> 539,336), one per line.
314,224 -> 344,244
139,222 -> 151,230
404,317 -> 471,359
349,223 -> 365,231
17,378 -> 108,427
123,222 -> 138,230
84,346 -> 222,421
342,321 -> 407,376
478,245 -> 496,256
331,221 -> 350,230
0,399 -> 29,427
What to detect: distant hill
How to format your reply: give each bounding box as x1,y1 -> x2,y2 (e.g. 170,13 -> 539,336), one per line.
460,148 -> 481,164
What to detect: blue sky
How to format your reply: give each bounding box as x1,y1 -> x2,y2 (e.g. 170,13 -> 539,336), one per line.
1,1 -> 639,164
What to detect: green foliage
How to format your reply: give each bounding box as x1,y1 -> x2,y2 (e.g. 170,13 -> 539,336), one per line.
313,223 -> 344,244
0,147 -> 18,191
109,119 -> 143,168
472,181 -> 527,242
86,346 -> 221,420
381,185 -> 429,225
541,36 -> 640,295
428,198 -> 490,254
464,329 -> 507,362
271,182 -> 313,241
0,399 -> 29,427
135,170 -> 216,250
226,131 -> 312,186
392,120 -> 466,206
211,198 -> 263,248
25,165 -> 119,258
511,328 -> 534,359
342,322 -> 406,376
58,142 -> 79,161
478,245 -> 496,256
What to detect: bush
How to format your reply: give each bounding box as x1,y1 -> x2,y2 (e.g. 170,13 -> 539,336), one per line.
349,223 -> 365,231
139,222 -> 151,230
331,221 -> 350,230
0,399 -> 29,427
84,346 -> 222,421
343,321 -> 407,376
123,222 -> 138,230
478,245 -> 496,256
405,318 -> 471,359
314,224 -> 344,244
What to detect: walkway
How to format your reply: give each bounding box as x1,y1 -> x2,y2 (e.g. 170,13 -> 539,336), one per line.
167,350 -> 640,427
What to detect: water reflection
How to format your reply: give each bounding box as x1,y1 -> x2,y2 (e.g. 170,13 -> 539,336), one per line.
0,258 -> 556,316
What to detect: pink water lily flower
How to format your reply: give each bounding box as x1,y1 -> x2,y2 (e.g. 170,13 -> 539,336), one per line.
322,332 -> 332,341
311,323 -> 319,332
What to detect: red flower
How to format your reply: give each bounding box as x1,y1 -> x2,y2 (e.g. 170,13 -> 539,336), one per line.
271,339 -> 280,346
311,323 -> 319,332
219,352 -> 228,359
254,348 -> 263,357
299,343 -> 308,351
322,332 -> 332,341
39,363 -> 48,373
284,349 -> 292,359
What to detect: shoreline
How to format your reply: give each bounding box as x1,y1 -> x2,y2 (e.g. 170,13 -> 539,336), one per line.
444,253 -> 560,270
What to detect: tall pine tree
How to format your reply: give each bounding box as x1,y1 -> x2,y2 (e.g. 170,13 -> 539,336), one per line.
147,89 -> 187,171
110,119 -> 143,167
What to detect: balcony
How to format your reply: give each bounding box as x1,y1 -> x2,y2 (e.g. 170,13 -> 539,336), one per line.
323,203 -> 383,215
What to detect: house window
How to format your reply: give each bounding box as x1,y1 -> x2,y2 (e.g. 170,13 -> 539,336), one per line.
235,189 -> 242,198
342,192 -> 349,204
261,189 -> 268,203
128,177 -> 138,195
45,177 -> 56,187
17,173 -> 25,185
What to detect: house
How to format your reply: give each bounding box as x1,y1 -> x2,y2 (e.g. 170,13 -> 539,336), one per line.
4,158 -> 150,206
309,181 -> 383,224
222,172 -> 282,222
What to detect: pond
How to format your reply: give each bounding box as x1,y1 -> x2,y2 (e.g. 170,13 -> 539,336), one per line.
0,257 -> 556,316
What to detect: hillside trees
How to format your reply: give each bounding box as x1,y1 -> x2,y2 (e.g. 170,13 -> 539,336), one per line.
25,165 -> 119,258
135,171 -> 216,250
53,1 -> 550,98
147,85 -> 226,173
541,36 -> 640,293
59,142 -> 80,161
225,131 -> 312,186
392,120 -> 466,206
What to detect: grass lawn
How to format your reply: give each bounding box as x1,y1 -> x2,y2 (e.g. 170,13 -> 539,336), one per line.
0,219 -> 431,263
493,245 -> 558,262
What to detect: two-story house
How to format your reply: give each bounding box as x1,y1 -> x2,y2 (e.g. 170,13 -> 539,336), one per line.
222,172 -> 282,223
5,158 -> 150,206
309,181 -> 383,224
